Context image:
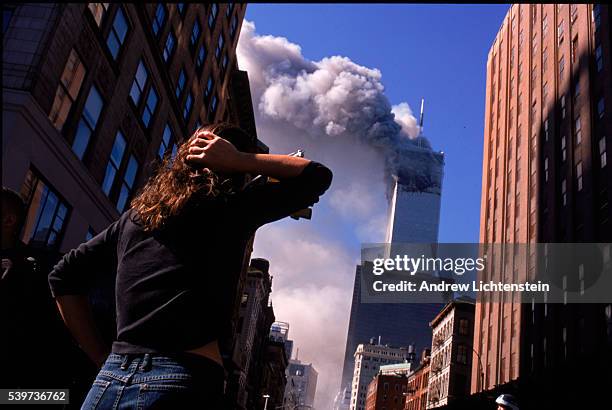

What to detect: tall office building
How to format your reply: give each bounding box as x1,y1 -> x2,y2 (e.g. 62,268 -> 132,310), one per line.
341,140 -> 445,396
283,359 -> 318,408
474,2 -> 611,401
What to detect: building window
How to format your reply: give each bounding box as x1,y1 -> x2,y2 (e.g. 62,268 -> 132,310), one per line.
561,135 -> 567,162
459,318 -> 469,335
574,81 -> 581,102
571,4 -> 578,23
142,86 -> 158,128
571,35 -> 578,63
163,30 -> 176,62
542,14 -> 548,36
576,162 -> 583,191
208,3 -> 218,28
72,85 -> 103,160
559,55 -> 565,78
542,48 -> 548,71
544,157 -> 549,182
102,130 -> 126,195
560,94 -> 566,119
557,20 -> 564,44
190,19 -> 201,50
562,179 -> 567,206
215,33 -> 224,61
544,118 -> 549,141
575,116 -> 582,144
209,93 -> 218,121
196,44 -> 207,73
158,123 -> 177,161
221,53 -> 229,79
593,4 -> 601,30
106,7 -> 129,60
183,92 -> 193,120
176,3 -> 185,16
543,82 -> 548,102
600,137 -> 608,168
130,60 -> 148,105
456,345 -> 468,365
240,292 -> 248,307
88,3 -> 109,27
598,98 -> 605,119
204,76 -> 213,102
85,226 -> 96,241
230,14 -> 238,38
226,2 -> 234,17
116,155 -> 138,212
152,3 -> 166,36
595,45 -> 603,72
49,49 -> 87,131
20,169 -> 69,249
175,69 -> 186,99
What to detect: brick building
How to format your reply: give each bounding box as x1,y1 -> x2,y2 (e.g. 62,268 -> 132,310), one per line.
475,3 -> 612,408
365,373 -> 408,410
426,300 -> 474,408
404,350 -> 431,410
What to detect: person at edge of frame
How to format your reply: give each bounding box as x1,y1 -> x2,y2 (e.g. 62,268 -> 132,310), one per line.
0,187 -> 79,397
48,122 -> 334,409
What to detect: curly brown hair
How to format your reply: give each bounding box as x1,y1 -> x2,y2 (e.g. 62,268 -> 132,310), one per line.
130,122 -> 256,232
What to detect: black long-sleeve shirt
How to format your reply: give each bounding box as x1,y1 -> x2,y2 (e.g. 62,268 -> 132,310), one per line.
48,161 -> 332,355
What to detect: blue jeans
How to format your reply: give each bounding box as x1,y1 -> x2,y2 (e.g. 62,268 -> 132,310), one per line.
81,353 -> 224,410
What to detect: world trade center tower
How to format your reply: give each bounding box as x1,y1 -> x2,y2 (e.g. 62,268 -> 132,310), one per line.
339,114 -> 445,408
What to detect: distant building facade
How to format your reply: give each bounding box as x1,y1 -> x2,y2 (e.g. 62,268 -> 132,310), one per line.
426,300 -> 474,408
365,372 -> 407,410
230,258 -> 275,409
350,341 -> 410,410
284,359 -> 318,408
260,335 -> 290,410
404,350 -> 431,410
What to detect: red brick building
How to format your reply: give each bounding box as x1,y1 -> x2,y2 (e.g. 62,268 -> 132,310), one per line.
404,350 -> 431,410
365,373 -> 408,410
475,3 -> 612,394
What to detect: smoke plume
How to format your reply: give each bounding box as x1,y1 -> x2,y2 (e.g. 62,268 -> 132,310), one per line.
237,20 -> 438,408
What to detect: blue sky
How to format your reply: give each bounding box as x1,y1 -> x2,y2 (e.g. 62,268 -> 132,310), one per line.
246,4 -> 510,243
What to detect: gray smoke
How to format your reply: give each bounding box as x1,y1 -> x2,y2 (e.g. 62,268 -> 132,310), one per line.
236,20 -> 441,408
237,21 -> 439,184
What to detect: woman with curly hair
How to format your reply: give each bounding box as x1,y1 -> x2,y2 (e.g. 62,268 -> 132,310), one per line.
48,123 -> 333,409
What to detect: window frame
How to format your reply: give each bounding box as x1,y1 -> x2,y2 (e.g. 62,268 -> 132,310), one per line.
152,3 -> 167,37
106,6 -> 130,61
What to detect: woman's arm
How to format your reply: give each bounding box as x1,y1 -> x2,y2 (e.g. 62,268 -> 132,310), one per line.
186,132 -> 311,178
186,131 -> 333,229
55,295 -> 109,368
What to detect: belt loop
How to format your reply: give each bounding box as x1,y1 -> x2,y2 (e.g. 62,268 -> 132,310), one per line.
139,353 -> 151,372
120,354 -> 130,370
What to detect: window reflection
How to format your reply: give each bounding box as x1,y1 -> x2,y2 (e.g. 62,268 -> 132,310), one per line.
20,168 -> 70,249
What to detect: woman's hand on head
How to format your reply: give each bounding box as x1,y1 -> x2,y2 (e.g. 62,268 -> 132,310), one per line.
186,131 -> 246,173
